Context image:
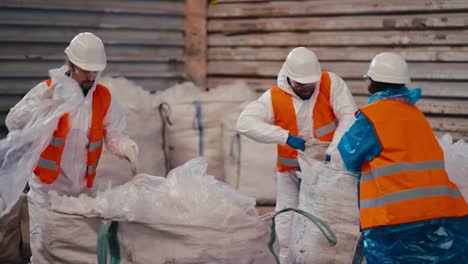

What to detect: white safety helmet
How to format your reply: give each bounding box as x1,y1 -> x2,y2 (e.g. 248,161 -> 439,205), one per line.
65,32 -> 107,72
365,52 -> 411,84
284,47 -> 321,84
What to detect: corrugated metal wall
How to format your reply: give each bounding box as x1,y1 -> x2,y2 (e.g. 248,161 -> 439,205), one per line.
207,0 -> 468,140
0,0 -> 186,136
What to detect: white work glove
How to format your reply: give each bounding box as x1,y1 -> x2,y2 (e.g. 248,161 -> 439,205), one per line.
122,142 -> 139,176
305,139 -> 330,161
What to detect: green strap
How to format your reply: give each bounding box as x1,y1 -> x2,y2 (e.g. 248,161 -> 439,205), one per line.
268,208 -> 337,264
97,221 -> 121,264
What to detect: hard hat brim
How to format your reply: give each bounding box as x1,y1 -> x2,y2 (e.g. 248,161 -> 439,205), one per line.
288,74 -> 321,84
73,61 -> 106,72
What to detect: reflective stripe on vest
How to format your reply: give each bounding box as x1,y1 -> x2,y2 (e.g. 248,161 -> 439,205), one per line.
271,72 -> 335,172
359,99 -> 468,229
50,136 -> 65,147
312,72 -> 336,141
87,163 -> 96,175
361,160 -> 445,183
85,84 -> 111,188
34,80 -> 111,188
278,157 -> 299,167
37,157 -> 58,170
360,186 -> 463,209
315,120 -> 337,138
88,140 -> 103,151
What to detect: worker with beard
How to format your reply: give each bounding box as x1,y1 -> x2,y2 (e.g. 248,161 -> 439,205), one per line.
237,47 -> 357,263
5,32 -> 139,263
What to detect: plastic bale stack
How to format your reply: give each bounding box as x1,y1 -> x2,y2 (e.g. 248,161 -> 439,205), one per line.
157,81 -> 256,181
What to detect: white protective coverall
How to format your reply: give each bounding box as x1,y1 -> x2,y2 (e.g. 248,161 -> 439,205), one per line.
5,65 -> 138,263
237,66 -> 357,263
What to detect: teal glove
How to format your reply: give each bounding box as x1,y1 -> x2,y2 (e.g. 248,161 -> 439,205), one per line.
286,134 -> 305,151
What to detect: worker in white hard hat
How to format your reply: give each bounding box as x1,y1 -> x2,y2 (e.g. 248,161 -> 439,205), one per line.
338,52 -> 468,263
5,32 -> 139,263
237,47 -> 357,263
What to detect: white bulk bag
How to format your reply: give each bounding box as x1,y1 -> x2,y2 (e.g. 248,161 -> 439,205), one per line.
50,158 -> 276,264
28,190 -> 102,264
222,107 -> 277,204
288,150 -> 361,263
0,194 -> 25,264
438,134 -> 468,200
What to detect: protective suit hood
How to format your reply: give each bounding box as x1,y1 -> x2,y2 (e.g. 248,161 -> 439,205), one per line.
276,64 -> 318,100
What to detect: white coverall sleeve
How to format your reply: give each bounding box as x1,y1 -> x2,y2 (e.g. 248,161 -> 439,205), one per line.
103,97 -> 138,158
327,72 -> 357,156
236,90 -> 290,145
5,82 -> 48,131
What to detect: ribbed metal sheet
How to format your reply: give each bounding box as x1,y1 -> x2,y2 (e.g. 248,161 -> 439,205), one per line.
0,0 -> 186,133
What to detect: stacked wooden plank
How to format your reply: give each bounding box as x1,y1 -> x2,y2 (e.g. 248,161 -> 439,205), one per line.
207,0 -> 468,140
0,0 -> 186,136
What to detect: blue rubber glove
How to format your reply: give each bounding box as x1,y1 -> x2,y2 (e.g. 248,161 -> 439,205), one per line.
286,134 -> 305,151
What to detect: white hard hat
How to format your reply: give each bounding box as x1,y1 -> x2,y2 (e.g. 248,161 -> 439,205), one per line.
365,52 -> 411,84
65,32 -> 107,72
284,47 -> 321,84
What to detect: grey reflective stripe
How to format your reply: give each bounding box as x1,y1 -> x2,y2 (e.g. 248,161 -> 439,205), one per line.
49,137 -> 65,147
37,158 -> 58,170
87,158 -> 100,175
278,157 -> 299,167
315,120 -> 337,137
361,160 -> 445,183
360,186 -> 463,209
87,165 -> 95,174
88,140 -> 103,151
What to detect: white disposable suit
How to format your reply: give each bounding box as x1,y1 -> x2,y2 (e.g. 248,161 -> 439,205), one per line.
237,64 -> 357,263
5,66 -> 137,264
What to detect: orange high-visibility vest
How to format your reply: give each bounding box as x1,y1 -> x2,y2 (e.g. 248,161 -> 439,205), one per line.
271,72 -> 337,172
33,79 -> 111,188
359,99 -> 468,229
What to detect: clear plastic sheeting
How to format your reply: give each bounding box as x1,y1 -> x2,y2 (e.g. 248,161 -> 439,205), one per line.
438,133 -> 468,200
288,150 -> 361,263
157,81 -> 256,181
0,68 -> 83,217
49,158 -> 275,264
222,104 -> 277,205
96,76 -> 165,188
51,158 -> 257,225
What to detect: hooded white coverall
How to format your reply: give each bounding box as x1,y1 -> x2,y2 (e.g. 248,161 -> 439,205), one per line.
237,66 -> 357,263
5,66 -> 137,263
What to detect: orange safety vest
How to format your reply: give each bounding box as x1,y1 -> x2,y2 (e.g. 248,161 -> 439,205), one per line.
33,79 -> 111,188
359,99 -> 468,229
271,72 -> 337,172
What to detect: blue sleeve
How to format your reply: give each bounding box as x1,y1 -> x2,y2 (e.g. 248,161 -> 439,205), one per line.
337,112 -> 382,174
